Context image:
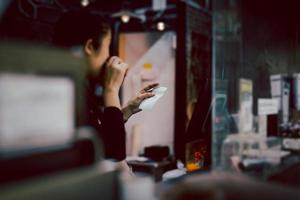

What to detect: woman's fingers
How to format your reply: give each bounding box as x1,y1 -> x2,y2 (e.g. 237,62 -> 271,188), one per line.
106,56 -> 116,66
111,57 -> 122,66
132,108 -> 142,114
140,83 -> 159,93
107,56 -> 123,67
122,91 -> 155,121
137,92 -> 155,103
121,63 -> 129,71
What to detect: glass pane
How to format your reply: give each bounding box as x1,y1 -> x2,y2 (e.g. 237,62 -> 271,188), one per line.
212,0 -> 300,170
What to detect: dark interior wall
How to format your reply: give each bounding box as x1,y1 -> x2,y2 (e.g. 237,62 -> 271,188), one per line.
213,0 -> 300,114
242,0 -> 299,75
241,0 -> 300,113
216,0 -> 300,114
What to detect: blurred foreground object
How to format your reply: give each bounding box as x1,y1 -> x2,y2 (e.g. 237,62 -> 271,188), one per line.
162,171 -> 300,200
0,41 -> 87,159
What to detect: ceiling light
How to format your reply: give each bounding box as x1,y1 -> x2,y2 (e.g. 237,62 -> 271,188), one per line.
157,21 -> 165,31
81,0 -> 89,7
121,14 -> 130,23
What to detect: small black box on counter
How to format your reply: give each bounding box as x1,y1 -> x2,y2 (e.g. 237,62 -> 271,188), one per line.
144,145 -> 170,161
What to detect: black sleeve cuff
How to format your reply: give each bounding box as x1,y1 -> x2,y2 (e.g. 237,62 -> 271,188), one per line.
101,107 -> 126,161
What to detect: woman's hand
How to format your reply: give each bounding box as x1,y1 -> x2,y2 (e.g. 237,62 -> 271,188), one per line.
104,56 -> 128,92
122,83 -> 159,122
104,56 -> 128,109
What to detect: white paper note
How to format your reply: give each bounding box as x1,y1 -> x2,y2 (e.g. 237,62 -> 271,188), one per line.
258,98 -> 279,115
139,87 -> 167,110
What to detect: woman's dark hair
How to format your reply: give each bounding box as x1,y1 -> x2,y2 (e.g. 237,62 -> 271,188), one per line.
53,11 -> 111,49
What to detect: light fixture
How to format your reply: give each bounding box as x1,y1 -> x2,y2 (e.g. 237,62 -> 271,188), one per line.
112,10 -> 145,23
121,13 -> 130,23
157,21 -> 165,31
81,0 -> 89,7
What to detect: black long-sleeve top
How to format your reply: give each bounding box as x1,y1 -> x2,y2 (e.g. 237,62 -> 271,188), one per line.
85,80 -> 126,161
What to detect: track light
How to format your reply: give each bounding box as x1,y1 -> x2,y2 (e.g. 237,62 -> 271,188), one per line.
81,0 -> 89,7
121,14 -> 130,23
157,21 -> 165,31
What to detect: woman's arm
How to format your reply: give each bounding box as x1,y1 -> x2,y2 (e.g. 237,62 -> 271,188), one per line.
100,56 -> 128,160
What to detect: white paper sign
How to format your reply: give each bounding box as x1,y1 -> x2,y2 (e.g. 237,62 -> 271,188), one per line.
139,87 -> 167,110
270,78 -> 281,96
294,74 -> 300,110
258,98 -> 279,115
239,79 -> 253,133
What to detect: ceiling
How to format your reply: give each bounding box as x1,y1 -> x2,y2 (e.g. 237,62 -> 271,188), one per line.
0,0 -> 178,43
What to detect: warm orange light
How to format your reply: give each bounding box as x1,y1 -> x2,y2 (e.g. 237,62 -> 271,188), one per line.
186,162 -> 201,172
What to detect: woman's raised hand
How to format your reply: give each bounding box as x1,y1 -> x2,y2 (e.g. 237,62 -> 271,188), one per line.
103,56 -> 128,108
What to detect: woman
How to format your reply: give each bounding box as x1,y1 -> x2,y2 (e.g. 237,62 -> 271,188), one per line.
53,11 -> 158,166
